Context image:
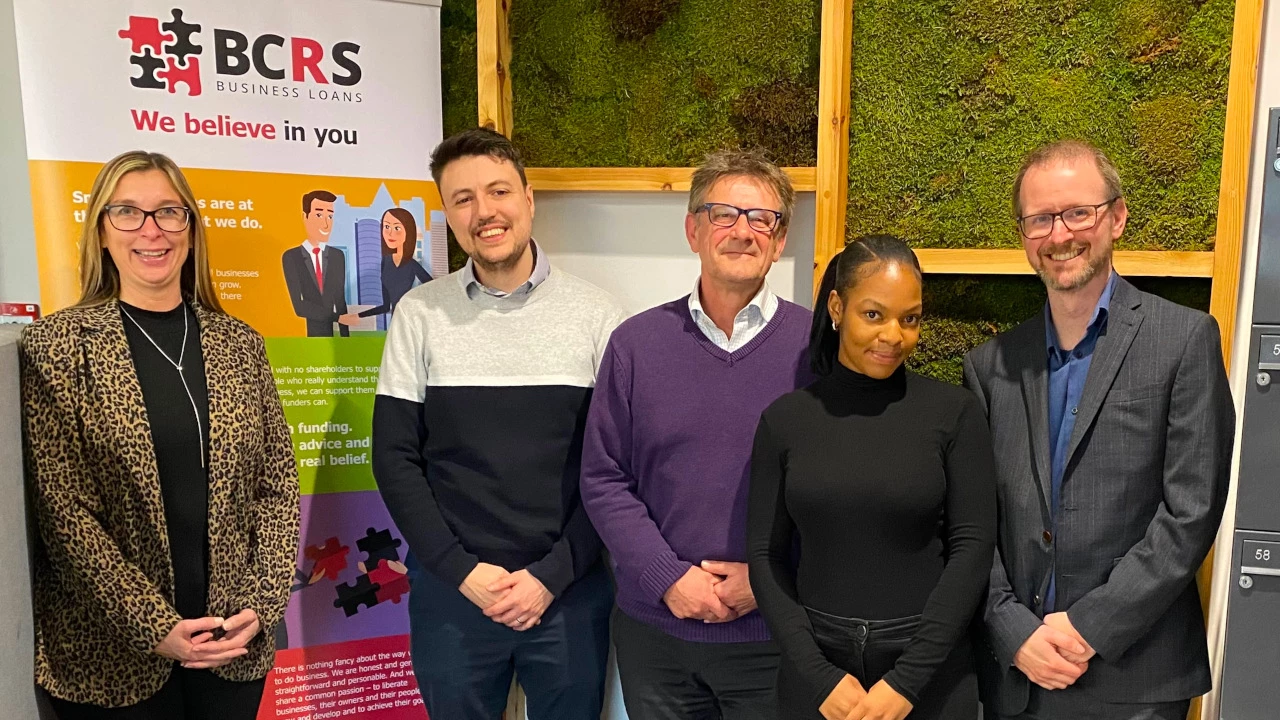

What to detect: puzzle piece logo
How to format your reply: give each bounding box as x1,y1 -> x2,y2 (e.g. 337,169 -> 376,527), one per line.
327,527 -> 411,616
118,9 -> 203,96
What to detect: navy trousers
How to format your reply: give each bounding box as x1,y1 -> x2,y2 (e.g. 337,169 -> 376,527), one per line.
408,561 -> 612,720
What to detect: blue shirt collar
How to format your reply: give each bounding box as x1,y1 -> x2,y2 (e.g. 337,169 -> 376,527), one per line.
462,239 -> 549,299
1045,271 -> 1117,357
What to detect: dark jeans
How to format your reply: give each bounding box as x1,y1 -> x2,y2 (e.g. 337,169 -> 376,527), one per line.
43,665 -> 265,720
408,561 -> 612,720
1000,688 -> 1190,720
778,607 -> 977,720
612,606 -> 781,720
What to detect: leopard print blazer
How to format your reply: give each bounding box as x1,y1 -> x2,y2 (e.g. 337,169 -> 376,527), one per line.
20,300 -> 299,707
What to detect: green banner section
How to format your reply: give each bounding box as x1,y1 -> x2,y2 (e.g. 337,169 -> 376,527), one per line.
266,337 -> 384,496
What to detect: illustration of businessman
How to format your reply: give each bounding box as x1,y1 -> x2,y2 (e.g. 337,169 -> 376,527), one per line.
283,190 -> 351,337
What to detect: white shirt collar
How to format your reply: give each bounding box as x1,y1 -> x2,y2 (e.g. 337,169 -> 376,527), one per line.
688,277 -> 777,325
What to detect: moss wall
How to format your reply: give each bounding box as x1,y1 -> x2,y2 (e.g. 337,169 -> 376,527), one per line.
911,274 -> 1211,383
441,2 -> 478,140
439,1 -> 1226,383
847,0 -> 1235,251
506,0 -> 822,166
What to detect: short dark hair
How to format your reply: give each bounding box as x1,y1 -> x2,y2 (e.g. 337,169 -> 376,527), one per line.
429,127 -> 528,188
302,190 -> 337,215
809,235 -> 922,376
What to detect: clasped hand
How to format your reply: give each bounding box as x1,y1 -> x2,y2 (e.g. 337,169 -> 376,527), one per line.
153,608 -> 261,669
1013,612 -> 1094,690
820,676 -> 912,720
662,561 -> 757,623
459,563 -> 553,631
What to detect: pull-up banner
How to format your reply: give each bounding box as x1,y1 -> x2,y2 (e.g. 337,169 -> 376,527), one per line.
12,1 -> 444,717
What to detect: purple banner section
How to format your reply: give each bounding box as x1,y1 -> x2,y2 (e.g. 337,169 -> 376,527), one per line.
283,490 -> 412,649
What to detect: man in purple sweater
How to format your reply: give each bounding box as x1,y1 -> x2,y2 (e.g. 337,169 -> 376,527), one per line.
581,150 -> 813,718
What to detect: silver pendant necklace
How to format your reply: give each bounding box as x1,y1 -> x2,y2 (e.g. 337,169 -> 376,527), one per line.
120,303 -> 206,469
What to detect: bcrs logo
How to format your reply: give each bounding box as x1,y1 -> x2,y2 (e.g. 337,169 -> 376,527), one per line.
119,8 -> 362,97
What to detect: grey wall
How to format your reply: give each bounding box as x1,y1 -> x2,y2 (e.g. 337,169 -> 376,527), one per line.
0,0 -> 39,306
533,191 -> 817,313
0,326 -> 38,719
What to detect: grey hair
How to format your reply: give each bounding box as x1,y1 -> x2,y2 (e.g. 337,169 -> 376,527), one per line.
688,149 -> 796,234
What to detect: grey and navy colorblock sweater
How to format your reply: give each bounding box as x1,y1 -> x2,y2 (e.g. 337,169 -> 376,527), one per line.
373,266 -> 626,597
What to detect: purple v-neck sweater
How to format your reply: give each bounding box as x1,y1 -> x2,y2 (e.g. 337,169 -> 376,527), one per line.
581,296 -> 813,642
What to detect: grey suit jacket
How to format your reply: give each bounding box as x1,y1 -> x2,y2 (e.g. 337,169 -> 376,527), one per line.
962,276 -> 1233,714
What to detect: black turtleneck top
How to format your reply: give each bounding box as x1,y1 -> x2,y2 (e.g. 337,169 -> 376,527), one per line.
746,363 -> 996,709
119,300 -> 210,620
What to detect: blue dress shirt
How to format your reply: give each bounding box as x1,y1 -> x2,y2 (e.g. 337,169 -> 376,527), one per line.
1044,271 -> 1117,612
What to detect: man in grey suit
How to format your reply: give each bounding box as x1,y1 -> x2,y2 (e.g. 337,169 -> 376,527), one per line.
964,140 -> 1234,720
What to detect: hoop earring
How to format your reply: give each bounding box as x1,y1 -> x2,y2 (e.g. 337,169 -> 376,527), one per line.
831,320 -> 838,331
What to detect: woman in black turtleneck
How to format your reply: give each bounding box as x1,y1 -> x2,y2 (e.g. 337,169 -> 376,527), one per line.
747,236 -> 996,720
21,151 -> 298,720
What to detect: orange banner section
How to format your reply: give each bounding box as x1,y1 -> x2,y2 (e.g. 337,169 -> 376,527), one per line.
29,160 -> 442,337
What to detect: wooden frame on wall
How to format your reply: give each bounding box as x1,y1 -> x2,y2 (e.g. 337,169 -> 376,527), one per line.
472,0 -> 1252,288
474,2 -> 1267,718
474,0 -> 1262,317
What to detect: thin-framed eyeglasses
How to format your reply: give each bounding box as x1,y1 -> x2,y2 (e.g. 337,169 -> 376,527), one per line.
1017,198 -> 1119,240
699,202 -> 783,233
102,204 -> 192,232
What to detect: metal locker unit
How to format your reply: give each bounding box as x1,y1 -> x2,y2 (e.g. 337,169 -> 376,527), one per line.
1219,107 -> 1280,719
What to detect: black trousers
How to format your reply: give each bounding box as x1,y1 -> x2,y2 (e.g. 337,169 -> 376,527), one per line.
43,665 -> 265,720
778,607 -> 977,720
408,561 -> 612,720
612,606 -> 781,720
999,687 -> 1191,720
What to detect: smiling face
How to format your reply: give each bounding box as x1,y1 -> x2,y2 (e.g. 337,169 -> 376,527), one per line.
827,261 -> 922,379
304,199 -> 335,245
100,169 -> 191,306
685,175 -> 787,291
382,212 -> 406,254
1018,157 -> 1126,293
438,154 -> 534,273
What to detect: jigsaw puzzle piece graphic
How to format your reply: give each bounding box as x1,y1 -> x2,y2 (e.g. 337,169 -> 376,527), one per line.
118,16 -> 173,55
357,527 -> 403,568
303,537 -> 350,582
161,8 -> 203,64
333,575 -> 381,617
128,49 -> 166,90
368,560 -> 411,605
158,56 -> 201,96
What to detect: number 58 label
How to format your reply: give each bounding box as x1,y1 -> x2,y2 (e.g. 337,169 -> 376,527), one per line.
1242,540 -> 1280,572
1259,335 -> 1280,369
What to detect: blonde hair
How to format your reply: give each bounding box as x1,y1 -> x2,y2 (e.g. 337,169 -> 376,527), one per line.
76,150 -> 223,312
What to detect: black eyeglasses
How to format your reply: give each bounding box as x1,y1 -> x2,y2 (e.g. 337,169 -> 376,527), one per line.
1017,198 -> 1119,240
102,204 -> 192,232
698,203 -> 783,233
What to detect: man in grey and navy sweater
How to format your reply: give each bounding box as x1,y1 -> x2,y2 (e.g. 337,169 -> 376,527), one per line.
372,128 -> 625,720
581,150 -> 814,718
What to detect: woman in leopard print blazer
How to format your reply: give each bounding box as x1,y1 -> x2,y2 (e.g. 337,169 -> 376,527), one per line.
20,151 -> 299,719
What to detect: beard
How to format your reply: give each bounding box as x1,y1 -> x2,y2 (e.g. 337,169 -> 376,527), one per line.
1036,242 -> 1112,292
471,234 -> 530,275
